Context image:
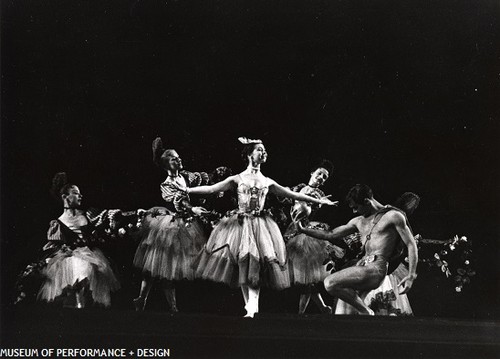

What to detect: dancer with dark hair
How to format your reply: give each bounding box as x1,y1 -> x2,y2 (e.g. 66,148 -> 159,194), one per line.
133,137 -> 212,312
283,160 -> 341,314
37,173 -> 120,308
178,137 -> 337,318
298,184 -> 418,315
336,192 -> 421,315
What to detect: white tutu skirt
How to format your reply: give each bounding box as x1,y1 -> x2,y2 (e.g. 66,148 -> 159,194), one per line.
133,210 -> 207,280
335,263 -> 413,316
194,213 -> 290,290
37,246 -> 120,307
285,222 -> 331,285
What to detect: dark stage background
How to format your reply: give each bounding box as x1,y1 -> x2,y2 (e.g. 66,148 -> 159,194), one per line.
1,0 -> 499,319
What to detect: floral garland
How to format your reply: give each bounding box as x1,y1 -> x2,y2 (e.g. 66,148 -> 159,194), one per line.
415,234 -> 475,292
91,209 -> 145,239
169,208 -> 222,229
13,258 -> 49,305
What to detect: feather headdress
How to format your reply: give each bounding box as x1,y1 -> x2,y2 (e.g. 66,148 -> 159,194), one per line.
152,137 -> 165,167
238,137 -> 262,145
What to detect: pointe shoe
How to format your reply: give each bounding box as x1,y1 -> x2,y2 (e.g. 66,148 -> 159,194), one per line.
359,308 -> 375,316
244,302 -> 258,318
75,297 -> 85,309
243,311 -> 255,318
133,297 -> 146,311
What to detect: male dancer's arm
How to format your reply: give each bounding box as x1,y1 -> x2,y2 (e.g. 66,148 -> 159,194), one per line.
298,218 -> 358,246
390,211 -> 418,294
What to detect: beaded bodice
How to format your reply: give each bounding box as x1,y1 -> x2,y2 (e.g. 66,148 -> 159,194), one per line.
237,182 -> 269,213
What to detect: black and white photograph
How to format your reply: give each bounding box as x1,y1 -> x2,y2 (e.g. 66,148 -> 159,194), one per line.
1,0 -> 499,358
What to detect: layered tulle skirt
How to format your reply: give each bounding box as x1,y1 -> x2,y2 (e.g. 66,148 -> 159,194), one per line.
37,246 -> 120,307
194,213 -> 290,289
133,209 -> 207,280
285,222 -> 335,285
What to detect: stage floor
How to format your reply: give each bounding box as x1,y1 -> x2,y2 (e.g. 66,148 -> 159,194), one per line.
1,307 -> 499,358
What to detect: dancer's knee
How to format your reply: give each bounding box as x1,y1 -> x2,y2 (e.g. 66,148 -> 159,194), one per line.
323,275 -> 340,293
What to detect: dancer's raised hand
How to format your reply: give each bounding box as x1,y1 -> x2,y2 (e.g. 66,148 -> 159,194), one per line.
319,195 -> 339,207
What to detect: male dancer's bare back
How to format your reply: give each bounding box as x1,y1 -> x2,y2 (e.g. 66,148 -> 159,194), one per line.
299,184 -> 418,315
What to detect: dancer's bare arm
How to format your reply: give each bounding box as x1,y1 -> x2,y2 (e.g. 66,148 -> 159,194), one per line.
269,180 -> 338,206
298,218 -> 358,245
185,176 -> 237,195
390,211 -> 418,294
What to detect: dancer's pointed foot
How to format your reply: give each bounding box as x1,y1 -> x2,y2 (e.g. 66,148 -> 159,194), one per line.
75,288 -> 87,309
75,296 -> 85,309
169,305 -> 179,313
359,307 -> 375,316
133,296 -> 146,311
244,302 -> 258,318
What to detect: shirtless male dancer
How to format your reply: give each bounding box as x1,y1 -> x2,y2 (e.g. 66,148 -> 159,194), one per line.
298,184 -> 418,315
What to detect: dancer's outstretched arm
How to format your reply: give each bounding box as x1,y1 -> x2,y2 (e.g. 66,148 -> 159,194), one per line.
186,175 -> 237,196
298,218 -> 357,245
269,180 -> 338,207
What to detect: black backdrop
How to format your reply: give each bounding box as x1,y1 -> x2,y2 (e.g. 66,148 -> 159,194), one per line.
1,0 -> 499,318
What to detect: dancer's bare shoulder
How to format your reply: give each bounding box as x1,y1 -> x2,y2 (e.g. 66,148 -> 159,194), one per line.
348,215 -> 365,230
383,209 -> 408,227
